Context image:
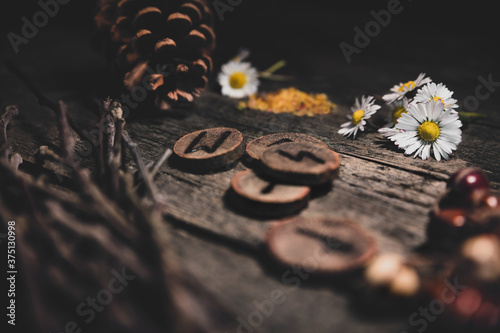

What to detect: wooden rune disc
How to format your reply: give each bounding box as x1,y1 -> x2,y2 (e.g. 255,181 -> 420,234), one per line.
229,170 -> 310,217
266,216 -> 377,274
260,142 -> 340,185
246,133 -> 327,161
173,127 -> 244,170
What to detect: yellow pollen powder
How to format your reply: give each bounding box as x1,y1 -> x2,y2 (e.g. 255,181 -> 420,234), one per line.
418,121 -> 440,142
229,72 -> 247,89
432,96 -> 445,105
398,81 -> 416,92
239,87 -> 336,117
352,109 -> 365,125
392,106 -> 407,124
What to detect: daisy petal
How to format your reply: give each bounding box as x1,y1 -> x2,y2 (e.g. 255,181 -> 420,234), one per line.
422,144 -> 431,160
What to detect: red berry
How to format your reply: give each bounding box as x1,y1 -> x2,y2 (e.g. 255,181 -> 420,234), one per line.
449,168 -> 490,194
427,208 -> 471,244
453,288 -> 483,319
471,301 -> 500,328
482,195 -> 499,209
469,189 -> 493,209
434,208 -> 469,227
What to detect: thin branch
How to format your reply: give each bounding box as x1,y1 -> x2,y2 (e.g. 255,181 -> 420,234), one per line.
36,145 -> 66,165
57,101 -> 78,169
150,148 -> 172,179
57,101 -> 137,239
110,118 -> 125,197
133,148 -> 172,193
105,116 -> 116,166
0,105 -> 19,160
10,153 -> 23,170
5,60 -> 58,110
5,60 -> 85,139
46,200 -> 149,280
122,131 -> 163,205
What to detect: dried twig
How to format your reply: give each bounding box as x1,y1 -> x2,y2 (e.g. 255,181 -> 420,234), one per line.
133,148 -> 172,192
36,145 -> 66,165
0,105 -> 19,159
57,101 -> 77,167
46,200 -> 150,279
150,148 -> 173,179
5,60 -> 85,139
110,118 -> 125,196
122,130 -> 163,205
10,153 -> 23,170
105,116 -> 116,165
0,73 -> 233,332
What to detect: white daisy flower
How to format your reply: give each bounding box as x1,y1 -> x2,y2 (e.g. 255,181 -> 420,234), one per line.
384,97 -> 410,128
218,60 -> 259,98
382,73 -> 432,104
414,82 -> 458,111
378,126 -> 402,138
338,95 -> 380,139
386,100 -> 462,161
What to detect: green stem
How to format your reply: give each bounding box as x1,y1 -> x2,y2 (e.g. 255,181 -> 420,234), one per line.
459,112 -> 485,118
262,60 -> 286,75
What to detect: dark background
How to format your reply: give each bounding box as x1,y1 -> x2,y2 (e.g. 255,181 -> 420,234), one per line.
0,0 -> 498,107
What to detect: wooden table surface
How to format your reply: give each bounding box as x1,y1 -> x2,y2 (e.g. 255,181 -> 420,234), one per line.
1,4 -> 499,331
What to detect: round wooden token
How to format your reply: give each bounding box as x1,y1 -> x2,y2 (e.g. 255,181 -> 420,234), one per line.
266,216 -> 377,274
173,127 -> 244,170
230,170 -> 310,217
260,142 -> 340,185
246,133 -> 326,161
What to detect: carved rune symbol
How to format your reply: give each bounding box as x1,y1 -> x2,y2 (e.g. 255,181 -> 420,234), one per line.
267,138 -> 293,147
184,130 -> 232,154
296,227 -> 352,253
260,182 -> 276,194
277,150 -> 326,164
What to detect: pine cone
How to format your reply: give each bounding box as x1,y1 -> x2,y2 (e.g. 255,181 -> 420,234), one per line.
95,0 -> 215,110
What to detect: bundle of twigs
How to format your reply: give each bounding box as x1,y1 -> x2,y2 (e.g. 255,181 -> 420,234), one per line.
0,63 -> 232,333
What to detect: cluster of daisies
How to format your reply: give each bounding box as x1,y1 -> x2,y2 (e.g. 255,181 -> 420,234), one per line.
216,55 -> 462,162
338,73 -> 463,161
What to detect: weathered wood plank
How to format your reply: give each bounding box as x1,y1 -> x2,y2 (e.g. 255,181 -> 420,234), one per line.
119,94 -> 453,253
5,80 -> 498,260
168,225 -> 411,333
192,93 -> 500,186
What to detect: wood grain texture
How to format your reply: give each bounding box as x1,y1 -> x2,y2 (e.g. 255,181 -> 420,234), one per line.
5,88 -> 499,333
229,170 -> 310,217
173,127 -> 244,170
266,216 -> 378,274
117,92 -> 499,253
246,132 -> 327,161
260,142 -> 340,185
1,26 -> 499,333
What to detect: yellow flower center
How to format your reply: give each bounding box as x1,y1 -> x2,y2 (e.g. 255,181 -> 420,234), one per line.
229,72 -> 247,89
392,106 -> 407,124
398,80 -> 416,92
432,96 -> 445,105
352,109 -> 365,125
418,121 -> 440,142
